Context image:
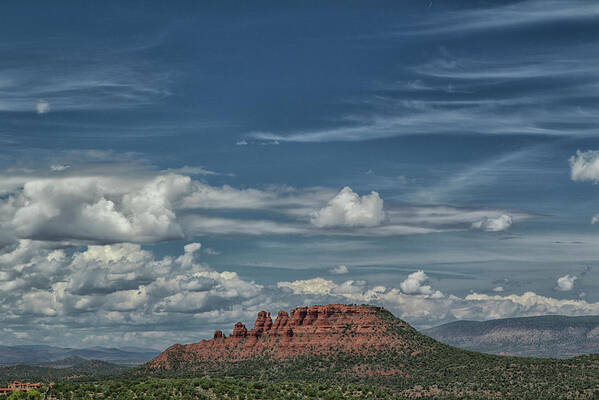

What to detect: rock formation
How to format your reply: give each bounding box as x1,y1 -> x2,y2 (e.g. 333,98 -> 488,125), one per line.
147,304 -> 418,371
231,322 -> 248,338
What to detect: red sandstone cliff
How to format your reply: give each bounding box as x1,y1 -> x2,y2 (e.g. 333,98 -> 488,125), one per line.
147,304 -> 416,371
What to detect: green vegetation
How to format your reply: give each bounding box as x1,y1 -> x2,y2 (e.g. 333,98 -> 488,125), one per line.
137,352 -> 599,398
48,377 -> 396,400
0,389 -> 43,400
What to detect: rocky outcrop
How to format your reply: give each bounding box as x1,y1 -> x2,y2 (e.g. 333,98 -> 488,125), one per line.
249,311 -> 272,337
231,322 -> 248,338
270,311 -> 291,336
147,304 -> 416,371
213,330 -> 224,339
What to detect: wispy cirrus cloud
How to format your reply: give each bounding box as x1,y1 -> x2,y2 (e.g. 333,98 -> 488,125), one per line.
251,85 -> 599,142
397,0 -> 599,37
0,32 -> 172,115
251,2 -> 599,143
0,66 -> 171,113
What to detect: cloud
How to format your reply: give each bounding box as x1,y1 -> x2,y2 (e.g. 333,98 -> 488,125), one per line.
0,163 -> 534,244
0,167 -> 331,243
386,206 -> 529,231
81,242 -> 149,264
7,174 -> 189,243
569,151 -> 599,223
330,265 -> 349,275
399,274 -> 429,295
2,241 -> 599,349
311,187 -> 385,228
493,286 -> 504,292
407,148 -> 535,204
259,140 -> 279,146
0,240 -> 271,348
50,164 -> 71,172
203,247 -> 221,256
277,278 -> 338,296
570,150 -> 599,183
183,242 -> 202,255
251,12 -> 599,144
462,291 -> 599,321
36,100 -> 50,114
163,166 -> 221,176
556,274 -> 577,291
183,216 -> 307,236
398,0 -> 599,36
277,272 -> 444,305
276,273 -> 599,328
251,98 -> 599,142
471,214 -> 513,232
180,183 -> 335,211
0,42 -> 172,114
399,270 -> 440,296
236,140 -> 248,146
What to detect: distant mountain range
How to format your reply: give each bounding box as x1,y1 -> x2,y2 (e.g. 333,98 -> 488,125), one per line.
0,356 -> 129,383
422,315 -> 599,358
0,345 -> 160,366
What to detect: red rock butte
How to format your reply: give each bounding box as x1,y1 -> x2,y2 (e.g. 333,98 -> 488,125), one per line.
148,304 -> 417,371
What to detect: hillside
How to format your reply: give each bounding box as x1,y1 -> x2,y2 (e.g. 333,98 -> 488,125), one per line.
142,304 -> 599,399
0,345 -> 159,366
423,315 -> 599,358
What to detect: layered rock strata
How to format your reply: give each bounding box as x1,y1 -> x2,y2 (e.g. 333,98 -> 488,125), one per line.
148,304 -> 412,370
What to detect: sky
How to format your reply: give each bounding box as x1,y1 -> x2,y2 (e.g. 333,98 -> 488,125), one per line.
2,0 -> 599,350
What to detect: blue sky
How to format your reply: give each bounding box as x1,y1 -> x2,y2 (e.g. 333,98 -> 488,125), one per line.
2,0 -> 599,349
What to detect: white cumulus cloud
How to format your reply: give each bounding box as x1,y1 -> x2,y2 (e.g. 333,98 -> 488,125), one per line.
277,277 -> 338,296
0,240 -> 270,347
463,291 -> 599,320
399,270 -> 442,297
471,214 -> 512,232
330,265 -> 349,275
570,150 -> 599,183
3,239 -> 599,349
274,272 -> 599,327
556,274 -> 577,291
8,174 -> 189,243
311,186 -> 385,228
36,100 -> 50,114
